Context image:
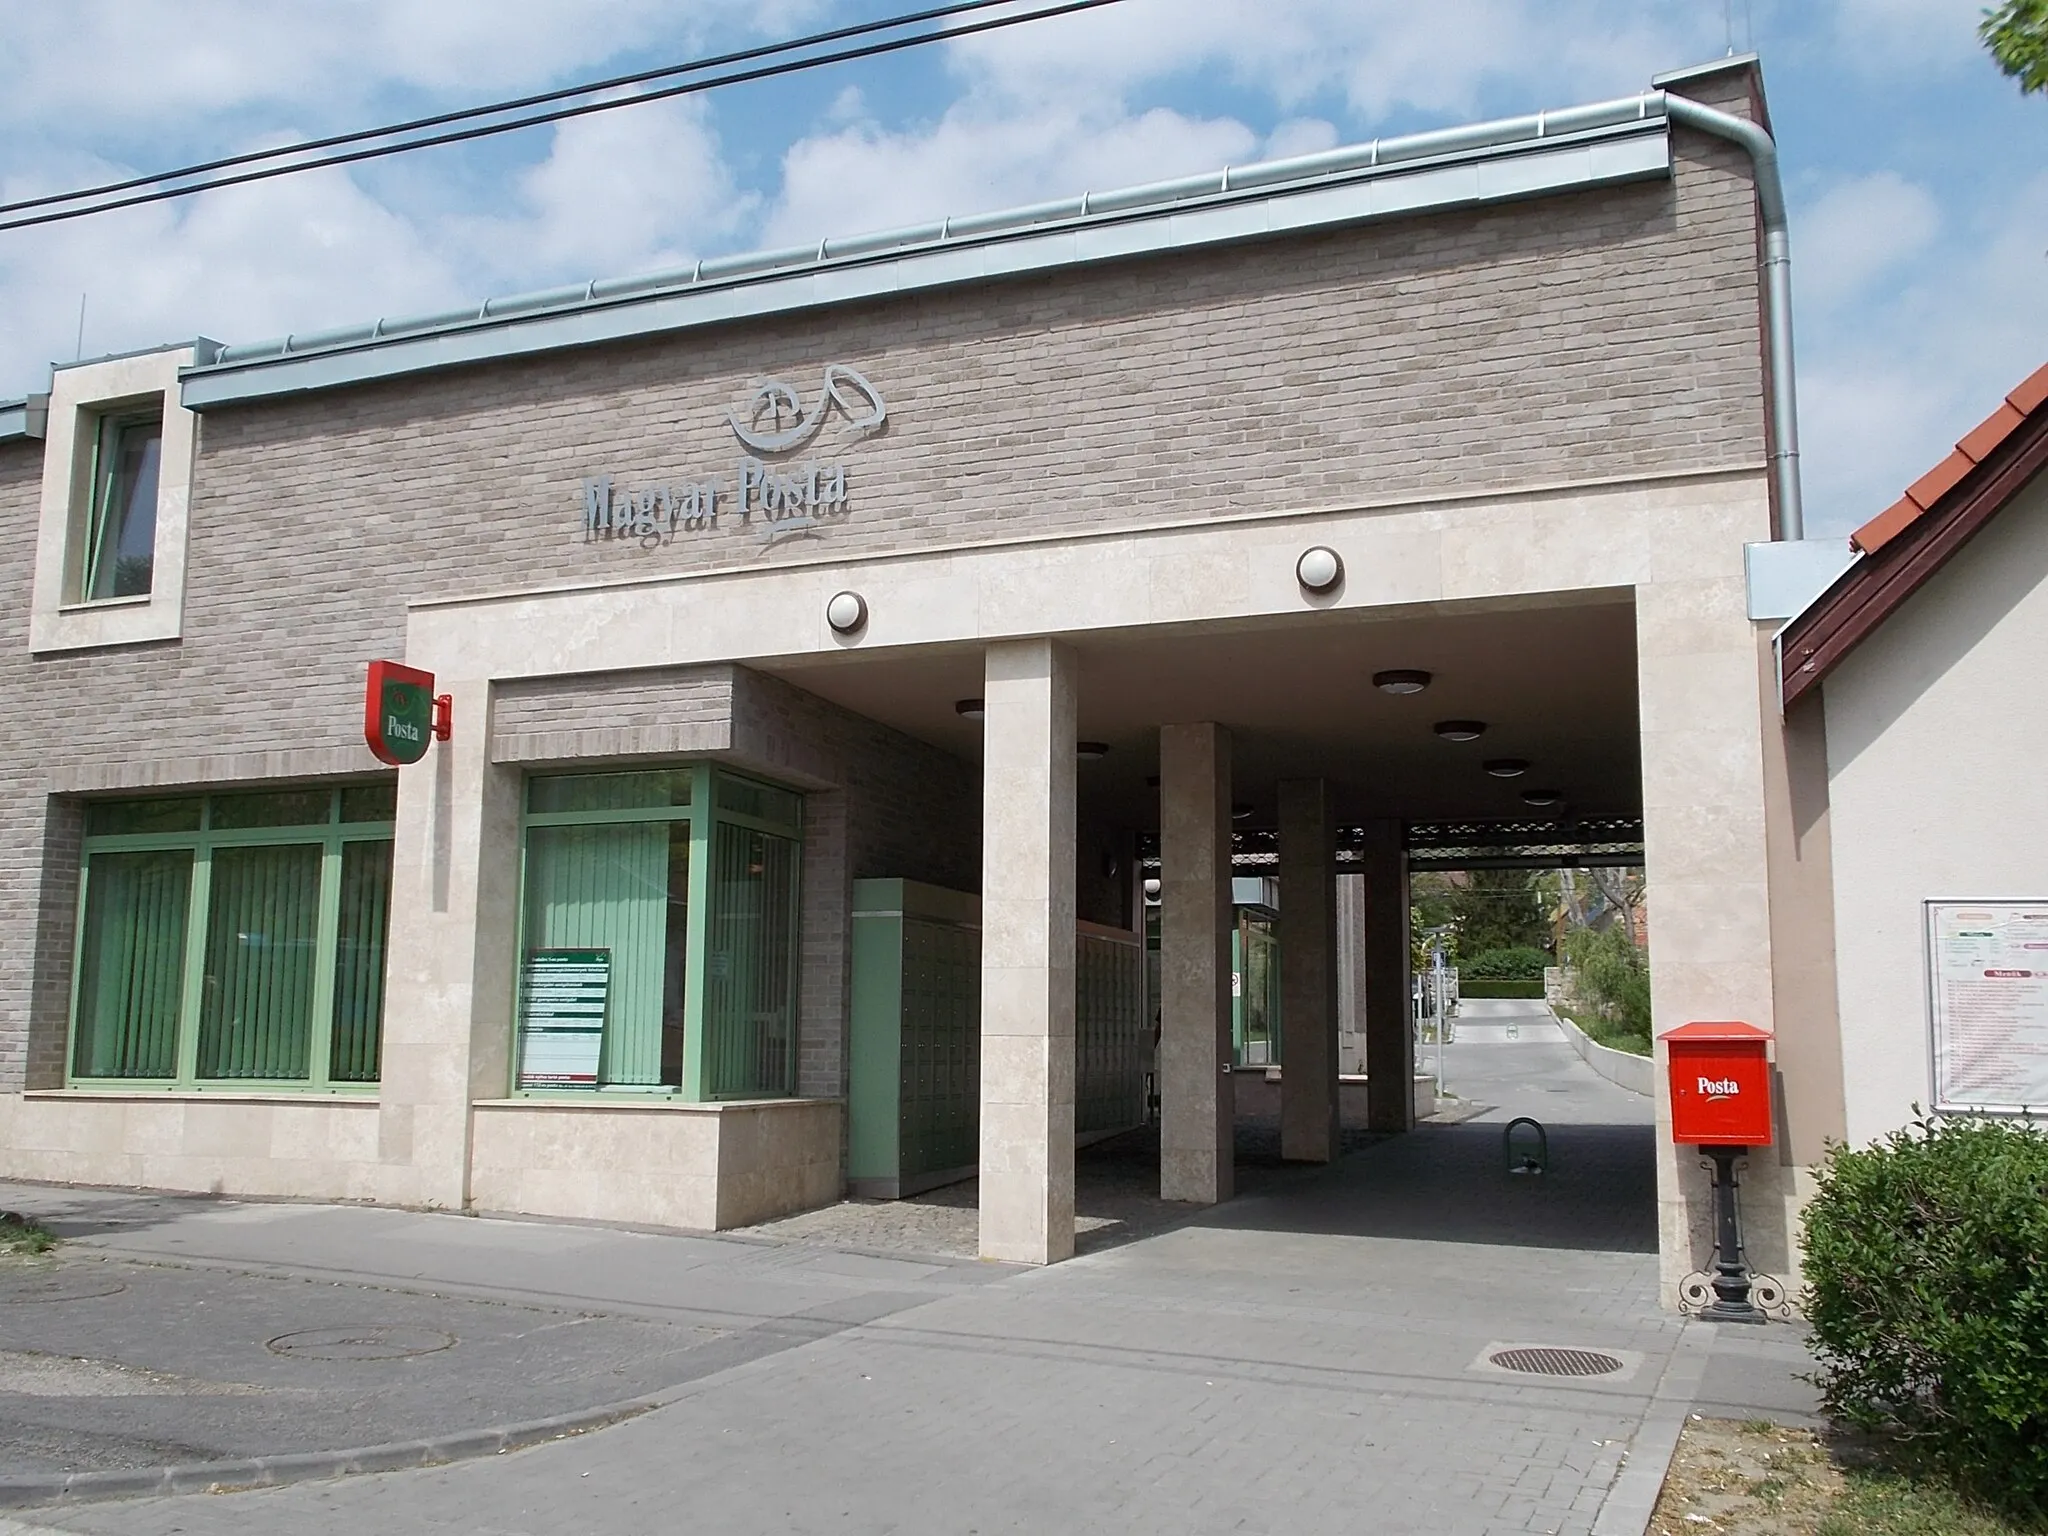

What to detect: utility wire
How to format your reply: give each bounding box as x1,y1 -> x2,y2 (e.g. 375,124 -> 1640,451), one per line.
0,0 -> 1035,219
0,0 -> 1127,234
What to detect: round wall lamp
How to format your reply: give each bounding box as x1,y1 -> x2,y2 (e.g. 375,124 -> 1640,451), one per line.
1373,669 -> 1432,695
1144,878 -> 1162,900
1295,546 -> 1344,594
1433,720 -> 1486,742
1484,759 -> 1530,779
825,590 -> 868,635
954,698 -> 985,718
1076,741 -> 1110,760
1520,788 -> 1564,808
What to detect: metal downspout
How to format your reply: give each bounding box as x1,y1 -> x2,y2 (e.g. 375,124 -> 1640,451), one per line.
1659,91 -> 1804,541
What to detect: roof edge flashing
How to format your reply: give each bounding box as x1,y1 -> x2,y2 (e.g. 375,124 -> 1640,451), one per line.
181,106 -> 1670,410
0,394 -> 50,443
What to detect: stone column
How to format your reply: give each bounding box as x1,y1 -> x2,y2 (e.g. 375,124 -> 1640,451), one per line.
1279,779 -> 1339,1162
1360,818 -> 1413,1133
1335,871 -> 1368,1075
1637,577 -> 1787,1302
377,676 -> 522,1210
978,639 -> 1077,1265
1159,722 -> 1233,1204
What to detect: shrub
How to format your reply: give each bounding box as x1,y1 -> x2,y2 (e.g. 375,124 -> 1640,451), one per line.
1561,924 -> 1650,1037
1801,1114 -> 2048,1518
1458,979 -> 1545,999
1459,945 -> 1552,982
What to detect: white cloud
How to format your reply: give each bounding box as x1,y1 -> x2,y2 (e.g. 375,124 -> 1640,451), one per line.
944,0 -> 1713,120
1263,118 -> 1340,162
764,103 -> 1258,247
1821,0 -> 1989,70
0,1 -> 822,132
1799,170 -> 2048,538
482,95 -> 754,282
0,161 -> 462,391
1795,171 -> 1942,311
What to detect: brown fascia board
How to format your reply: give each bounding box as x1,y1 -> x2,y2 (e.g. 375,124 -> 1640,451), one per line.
1781,406 -> 2048,707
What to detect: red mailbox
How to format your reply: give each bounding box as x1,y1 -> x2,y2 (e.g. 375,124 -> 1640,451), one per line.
1661,1020 -> 1774,1146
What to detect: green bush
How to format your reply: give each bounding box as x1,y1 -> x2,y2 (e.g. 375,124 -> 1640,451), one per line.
1458,979 -> 1545,999
1561,924 -> 1650,1037
1459,945 -> 1552,982
1802,1114 -> 2048,1518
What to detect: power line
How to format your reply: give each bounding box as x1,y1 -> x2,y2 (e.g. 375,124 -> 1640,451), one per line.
0,0 -> 1128,235
0,0 -> 1040,220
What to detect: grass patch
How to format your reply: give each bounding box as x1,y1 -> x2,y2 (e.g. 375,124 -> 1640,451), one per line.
1821,1464 -> 2040,1534
1652,1418 -> 2047,1536
0,1212 -> 57,1257
1563,1012 -> 1651,1057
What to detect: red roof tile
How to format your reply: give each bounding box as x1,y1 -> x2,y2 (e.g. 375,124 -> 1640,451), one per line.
2010,360 -> 2048,416
1849,360 -> 2048,557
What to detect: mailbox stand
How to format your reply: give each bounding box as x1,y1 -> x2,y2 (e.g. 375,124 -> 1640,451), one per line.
1697,1143 -> 1765,1323
1661,1021 -> 1775,1325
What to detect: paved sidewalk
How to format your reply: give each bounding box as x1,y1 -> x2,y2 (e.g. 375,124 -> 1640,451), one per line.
0,1008 -> 1818,1535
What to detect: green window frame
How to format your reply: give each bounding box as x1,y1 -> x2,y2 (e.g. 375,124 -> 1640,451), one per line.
77,409 -> 164,602
67,785 -> 397,1092
515,764 -> 804,1101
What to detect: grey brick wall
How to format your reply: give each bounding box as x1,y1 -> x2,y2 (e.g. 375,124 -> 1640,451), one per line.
0,110 -> 1771,1092
491,665 -> 736,763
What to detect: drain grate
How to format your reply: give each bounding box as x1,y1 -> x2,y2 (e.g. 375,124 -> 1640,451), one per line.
267,1326 -> 456,1361
1487,1346 -> 1624,1378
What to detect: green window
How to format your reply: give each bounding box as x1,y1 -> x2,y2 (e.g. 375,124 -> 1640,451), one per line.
69,785 -> 397,1090
80,412 -> 163,601
517,766 -> 802,1099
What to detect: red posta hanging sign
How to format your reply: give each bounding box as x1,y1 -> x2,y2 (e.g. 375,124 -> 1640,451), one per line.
364,660 -> 451,766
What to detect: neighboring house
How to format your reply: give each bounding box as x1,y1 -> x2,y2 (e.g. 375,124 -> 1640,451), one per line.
1780,360 -> 2048,1145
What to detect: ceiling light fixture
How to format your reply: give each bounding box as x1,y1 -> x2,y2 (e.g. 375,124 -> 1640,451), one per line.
1433,720 -> 1486,742
1232,802 -> 1255,820
954,698 -> 985,718
1076,741 -> 1110,760
1373,669 -> 1432,695
1484,759 -> 1530,779
1520,789 -> 1564,808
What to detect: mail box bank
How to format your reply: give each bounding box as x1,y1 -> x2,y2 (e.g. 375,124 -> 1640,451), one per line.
1660,1020 -> 1774,1146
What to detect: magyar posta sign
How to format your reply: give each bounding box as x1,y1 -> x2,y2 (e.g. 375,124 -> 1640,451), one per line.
364,660 -> 449,765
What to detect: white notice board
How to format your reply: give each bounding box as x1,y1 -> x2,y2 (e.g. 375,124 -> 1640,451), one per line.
1925,901 -> 2048,1114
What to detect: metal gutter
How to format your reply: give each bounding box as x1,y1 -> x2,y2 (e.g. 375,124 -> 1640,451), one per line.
0,395 -> 48,443
1659,90 -> 1804,540
181,96 -> 1673,410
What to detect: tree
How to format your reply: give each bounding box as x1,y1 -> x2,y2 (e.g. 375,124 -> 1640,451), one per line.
1443,868 -> 1550,957
1982,0 -> 2048,94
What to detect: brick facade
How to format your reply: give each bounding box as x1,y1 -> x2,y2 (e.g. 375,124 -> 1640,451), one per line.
0,97 -> 1764,1101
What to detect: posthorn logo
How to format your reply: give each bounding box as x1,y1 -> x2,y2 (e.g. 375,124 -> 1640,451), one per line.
726,364 -> 887,453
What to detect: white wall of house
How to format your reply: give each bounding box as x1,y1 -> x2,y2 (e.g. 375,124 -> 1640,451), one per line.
1824,471 -> 2048,1146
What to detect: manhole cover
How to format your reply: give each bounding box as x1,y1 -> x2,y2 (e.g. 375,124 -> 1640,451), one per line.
266,1326 -> 456,1361
1487,1346 -> 1624,1377
0,1271 -> 126,1304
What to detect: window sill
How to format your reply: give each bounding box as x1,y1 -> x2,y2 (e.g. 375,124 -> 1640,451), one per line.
57,594 -> 153,613
478,1095 -> 836,1113
33,1087 -> 379,1105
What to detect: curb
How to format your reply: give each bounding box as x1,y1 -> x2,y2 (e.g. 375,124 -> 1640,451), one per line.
0,1395 -> 658,1511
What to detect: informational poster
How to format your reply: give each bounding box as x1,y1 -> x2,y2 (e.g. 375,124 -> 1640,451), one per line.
516,948 -> 610,1088
1926,902 -> 2048,1114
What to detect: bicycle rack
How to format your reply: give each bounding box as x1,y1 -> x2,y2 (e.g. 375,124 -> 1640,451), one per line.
1503,1117 -> 1548,1175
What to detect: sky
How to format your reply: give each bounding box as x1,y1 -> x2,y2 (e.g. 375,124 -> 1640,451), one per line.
1,0 -> 2042,542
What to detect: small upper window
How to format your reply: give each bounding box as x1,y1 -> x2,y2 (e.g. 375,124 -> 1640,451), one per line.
81,412 -> 162,601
